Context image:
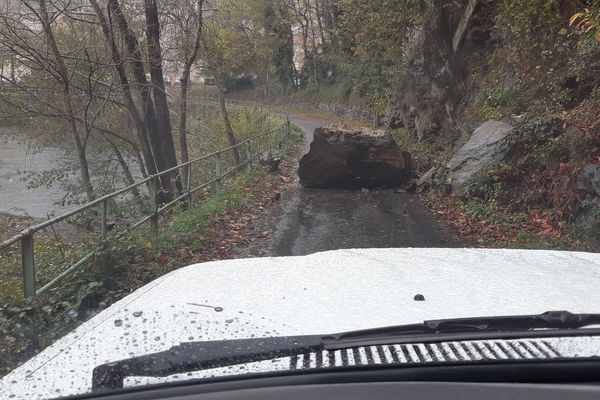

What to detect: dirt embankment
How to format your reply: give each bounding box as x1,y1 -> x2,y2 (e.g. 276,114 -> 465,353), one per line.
1,212 -> 87,245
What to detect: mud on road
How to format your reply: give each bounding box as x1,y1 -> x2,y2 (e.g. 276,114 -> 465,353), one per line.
236,114 -> 461,258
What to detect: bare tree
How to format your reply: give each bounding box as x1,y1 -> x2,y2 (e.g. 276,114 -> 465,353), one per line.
89,0 -> 182,203
161,0 -> 205,187
0,0 -> 97,201
0,1 -> 162,202
201,0 -> 260,166
216,78 -> 241,166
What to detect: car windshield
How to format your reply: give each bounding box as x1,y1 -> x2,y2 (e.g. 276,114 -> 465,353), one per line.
1,0 -> 599,399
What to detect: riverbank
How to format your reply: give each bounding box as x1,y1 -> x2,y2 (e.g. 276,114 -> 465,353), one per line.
0,213 -> 35,242
0,212 -> 87,244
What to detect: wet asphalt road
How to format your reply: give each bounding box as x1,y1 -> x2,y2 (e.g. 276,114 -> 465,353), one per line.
242,115 -> 458,257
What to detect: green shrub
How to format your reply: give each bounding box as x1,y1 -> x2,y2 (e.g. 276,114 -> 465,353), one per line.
391,129 -> 444,173
460,198 -> 503,225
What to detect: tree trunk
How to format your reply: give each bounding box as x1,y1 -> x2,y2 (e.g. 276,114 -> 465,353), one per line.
10,55 -> 16,82
315,1 -> 327,45
452,0 -> 479,52
105,136 -> 137,191
178,79 -> 190,176
144,0 -> 181,192
216,86 -> 241,166
106,0 -> 179,204
308,6 -> 319,84
89,0 -> 154,181
271,1 -> 297,91
178,0 -> 204,189
39,0 -> 95,201
66,92 -> 95,201
95,0 -> 159,175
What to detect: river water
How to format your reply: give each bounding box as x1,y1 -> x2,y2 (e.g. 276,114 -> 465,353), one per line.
0,133 -> 77,218
0,127 -> 141,218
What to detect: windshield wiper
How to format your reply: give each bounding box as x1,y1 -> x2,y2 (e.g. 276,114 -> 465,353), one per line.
92,311 -> 600,391
329,310 -> 600,343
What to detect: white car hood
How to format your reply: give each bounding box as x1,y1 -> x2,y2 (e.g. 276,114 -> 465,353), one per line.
2,248 -> 600,399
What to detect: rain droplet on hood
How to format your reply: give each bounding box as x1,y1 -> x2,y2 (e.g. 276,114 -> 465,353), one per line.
132,311 -> 143,317
114,319 -> 123,327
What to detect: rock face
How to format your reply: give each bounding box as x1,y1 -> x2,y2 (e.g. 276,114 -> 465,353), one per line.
448,120 -> 515,192
298,125 -> 412,188
578,164 -> 600,197
383,0 -> 489,139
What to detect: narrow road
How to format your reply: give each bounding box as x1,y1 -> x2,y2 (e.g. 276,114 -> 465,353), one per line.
239,114 -> 458,257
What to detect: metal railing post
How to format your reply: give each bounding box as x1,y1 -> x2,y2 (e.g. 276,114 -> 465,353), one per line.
214,152 -> 222,194
149,176 -> 159,235
186,163 -> 193,203
245,140 -> 252,172
21,233 -> 36,298
277,126 -> 283,150
100,198 -> 112,287
101,199 -> 108,237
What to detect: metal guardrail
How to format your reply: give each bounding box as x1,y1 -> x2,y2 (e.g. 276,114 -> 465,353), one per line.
0,106 -> 292,298
190,96 -> 286,118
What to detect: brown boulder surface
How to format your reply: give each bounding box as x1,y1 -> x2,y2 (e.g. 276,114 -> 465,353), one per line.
298,125 -> 412,188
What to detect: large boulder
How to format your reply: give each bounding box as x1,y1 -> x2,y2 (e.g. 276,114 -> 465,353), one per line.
298,125 -> 412,188
578,164 -> 600,197
447,120 -> 515,192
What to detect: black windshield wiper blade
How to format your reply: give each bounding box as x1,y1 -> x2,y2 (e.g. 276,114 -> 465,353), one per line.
427,310 -> 600,332
329,310 -> 600,344
92,336 -> 324,391
92,311 -> 600,391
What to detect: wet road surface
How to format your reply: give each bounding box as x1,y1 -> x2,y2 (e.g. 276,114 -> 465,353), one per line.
239,115 -> 458,257
270,187 -> 455,256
